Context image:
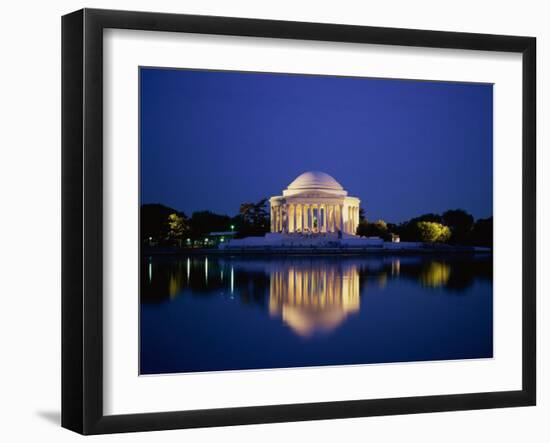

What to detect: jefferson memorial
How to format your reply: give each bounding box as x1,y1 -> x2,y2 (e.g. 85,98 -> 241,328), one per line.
270,171 -> 360,235
220,171 -> 487,251
220,171 -> 389,250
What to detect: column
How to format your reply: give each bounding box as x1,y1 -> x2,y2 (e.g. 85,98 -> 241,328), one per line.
323,204 -> 328,232
309,205 -> 313,231
289,204 -> 294,233
270,206 -> 274,232
340,204 -> 345,233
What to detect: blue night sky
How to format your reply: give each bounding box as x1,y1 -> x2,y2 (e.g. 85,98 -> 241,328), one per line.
140,68 -> 493,223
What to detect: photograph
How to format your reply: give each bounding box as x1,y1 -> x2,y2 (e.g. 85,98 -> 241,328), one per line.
139,67 -> 494,375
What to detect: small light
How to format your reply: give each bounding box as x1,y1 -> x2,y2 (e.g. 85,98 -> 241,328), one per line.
148,236 -> 152,241
230,225 -> 235,231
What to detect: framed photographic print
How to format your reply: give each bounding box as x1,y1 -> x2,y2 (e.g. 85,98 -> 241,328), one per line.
62,8 -> 536,434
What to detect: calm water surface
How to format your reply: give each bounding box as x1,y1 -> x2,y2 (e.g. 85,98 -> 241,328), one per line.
140,254 -> 493,374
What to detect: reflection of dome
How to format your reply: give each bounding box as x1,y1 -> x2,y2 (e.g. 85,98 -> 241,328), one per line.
280,307 -> 348,337
287,171 -> 344,192
269,264 -> 360,337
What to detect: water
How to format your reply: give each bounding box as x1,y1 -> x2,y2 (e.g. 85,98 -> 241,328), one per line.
140,254 -> 493,374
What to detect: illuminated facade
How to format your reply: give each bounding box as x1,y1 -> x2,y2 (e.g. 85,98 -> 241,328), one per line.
269,171 -> 360,235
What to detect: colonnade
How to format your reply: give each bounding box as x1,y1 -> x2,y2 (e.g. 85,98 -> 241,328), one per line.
270,202 -> 360,234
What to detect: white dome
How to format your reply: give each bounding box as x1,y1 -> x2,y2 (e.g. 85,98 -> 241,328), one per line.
287,171 -> 344,191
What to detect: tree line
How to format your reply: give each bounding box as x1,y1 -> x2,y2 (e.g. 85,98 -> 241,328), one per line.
142,202 -> 492,248
141,199 -> 270,247
356,209 -> 492,247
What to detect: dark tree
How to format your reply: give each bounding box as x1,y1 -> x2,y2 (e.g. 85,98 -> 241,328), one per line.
356,220 -> 368,237
468,217 -> 493,247
240,198 -> 269,226
237,198 -> 270,237
189,211 -> 232,239
442,209 -> 474,244
141,203 -> 188,246
413,213 -> 443,223
356,219 -> 389,239
395,221 -> 416,242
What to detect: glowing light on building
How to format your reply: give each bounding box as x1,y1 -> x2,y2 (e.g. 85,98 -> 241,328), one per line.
269,171 -> 361,235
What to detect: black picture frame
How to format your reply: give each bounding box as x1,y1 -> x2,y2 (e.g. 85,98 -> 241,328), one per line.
62,8 -> 536,435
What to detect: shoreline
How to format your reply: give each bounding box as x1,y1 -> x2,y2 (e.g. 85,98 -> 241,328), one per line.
143,246 -> 492,256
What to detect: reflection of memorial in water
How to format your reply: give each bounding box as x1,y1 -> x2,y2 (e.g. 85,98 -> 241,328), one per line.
140,254 -> 489,306
269,262 -> 360,337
